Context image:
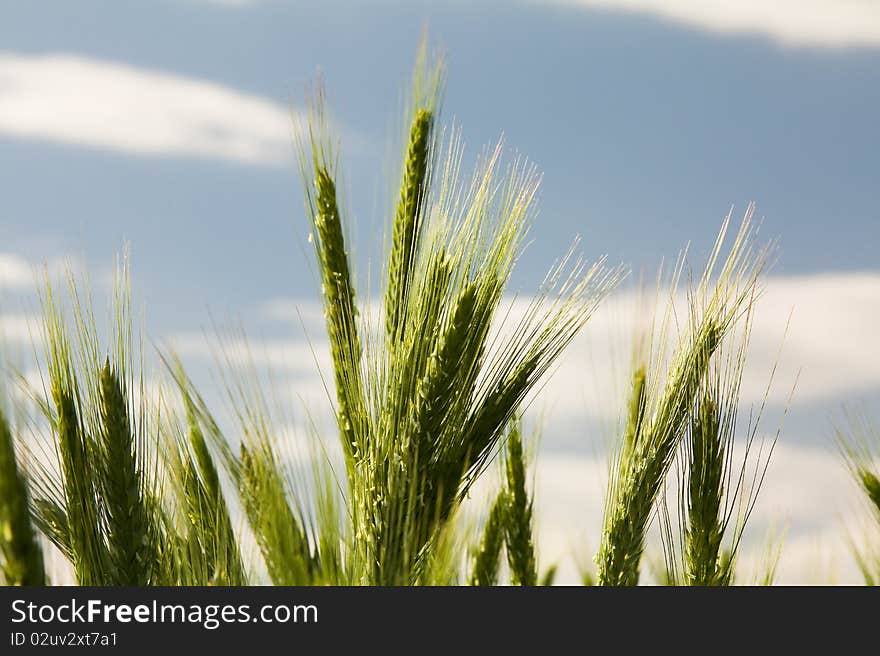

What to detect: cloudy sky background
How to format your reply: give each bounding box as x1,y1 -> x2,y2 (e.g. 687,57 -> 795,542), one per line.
2,0 -> 879,583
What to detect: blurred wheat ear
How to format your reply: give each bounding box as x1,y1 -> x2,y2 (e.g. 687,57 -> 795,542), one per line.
0,405 -> 45,586
839,414 -> 880,585
24,260 -> 185,585
469,490 -> 506,586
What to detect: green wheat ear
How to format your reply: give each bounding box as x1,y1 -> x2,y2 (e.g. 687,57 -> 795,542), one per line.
597,209 -> 767,587
239,442 -> 318,585
597,321 -> 720,587
96,360 -> 156,585
655,290 -> 781,588
504,421 -> 537,586
298,89 -> 367,463
181,399 -> 245,586
469,491 -> 506,586
0,408 -> 45,586
385,35 -> 444,346
51,376 -> 108,586
684,393 -> 726,586
621,366 -> 647,465
386,107 -> 435,344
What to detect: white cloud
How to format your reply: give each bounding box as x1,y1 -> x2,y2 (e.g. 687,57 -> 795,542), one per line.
461,439 -> 866,584
180,272 -> 880,424
539,271 -> 880,424
0,254 -> 34,289
0,314 -> 41,344
0,252 -> 86,291
524,442 -> 865,584
171,271 -> 880,425
548,0 -> 880,48
0,53 -> 300,165
166,332 -> 333,378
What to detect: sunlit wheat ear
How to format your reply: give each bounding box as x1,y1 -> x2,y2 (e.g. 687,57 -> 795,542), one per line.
407,281 -> 478,456
385,39 -> 444,346
653,287 -> 782,588
596,208 -> 768,587
168,344 -> 348,585
620,366 -> 647,469
295,35 -> 617,584
0,406 -> 45,585
386,106 -> 435,345
296,85 -> 367,464
684,326 -> 778,586
682,393 -> 727,585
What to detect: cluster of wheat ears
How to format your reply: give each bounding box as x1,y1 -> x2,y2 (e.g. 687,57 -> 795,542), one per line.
1,43 -> 878,587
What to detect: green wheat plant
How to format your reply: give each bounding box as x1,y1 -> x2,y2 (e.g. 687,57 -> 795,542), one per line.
296,40 -> 618,585
19,263 -> 248,586
595,208 -> 768,586
166,352 -> 346,586
3,39 -> 872,589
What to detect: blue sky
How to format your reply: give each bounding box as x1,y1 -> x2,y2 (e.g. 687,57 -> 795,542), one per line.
1,0 -> 879,582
